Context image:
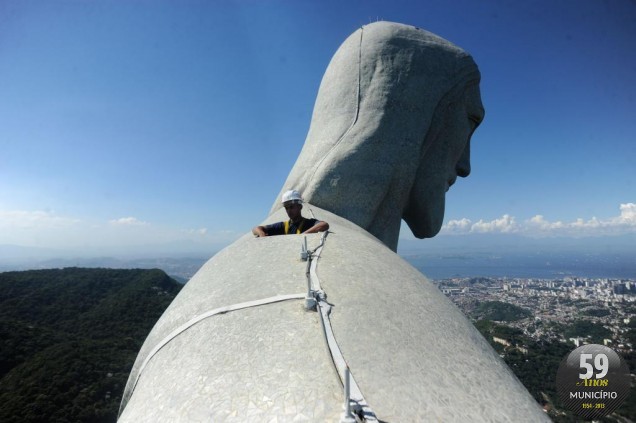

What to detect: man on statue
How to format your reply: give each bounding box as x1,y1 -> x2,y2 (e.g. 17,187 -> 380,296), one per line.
252,189 -> 329,237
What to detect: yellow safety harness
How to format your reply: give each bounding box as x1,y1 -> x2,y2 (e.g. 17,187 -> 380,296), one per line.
284,218 -> 306,235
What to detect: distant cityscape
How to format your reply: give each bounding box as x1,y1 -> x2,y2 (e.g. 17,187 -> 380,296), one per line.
434,276 -> 635,353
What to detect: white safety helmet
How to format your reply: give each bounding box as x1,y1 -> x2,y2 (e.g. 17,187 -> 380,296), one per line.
281,189 -> 303,205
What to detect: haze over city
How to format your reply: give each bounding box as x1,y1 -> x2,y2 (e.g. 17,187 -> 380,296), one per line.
1,1 -> 634,263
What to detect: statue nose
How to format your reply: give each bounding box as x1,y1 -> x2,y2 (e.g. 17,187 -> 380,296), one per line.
456,142 -> 471,177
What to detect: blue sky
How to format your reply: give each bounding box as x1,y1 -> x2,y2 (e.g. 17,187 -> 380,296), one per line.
1,0 -> 634,257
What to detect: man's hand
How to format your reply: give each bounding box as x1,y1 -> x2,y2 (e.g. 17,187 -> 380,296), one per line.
302,221 -> 329,234
252,226 -> 268,237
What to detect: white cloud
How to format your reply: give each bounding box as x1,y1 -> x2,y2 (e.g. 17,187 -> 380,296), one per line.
441,203 -> 636,237
526,215 -> 566,231
442,215 -> 520,235
0,209 -> 86,249
471,214 -> 519,234
184,228 -> 208,236
616,203 -> 636,223
0,210 -> 80,229
109,217 -> 149,226
0,209 -> 241,254
443,218 -> 472,234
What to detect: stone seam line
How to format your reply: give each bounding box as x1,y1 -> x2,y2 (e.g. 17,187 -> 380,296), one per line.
307,26 -> 364,188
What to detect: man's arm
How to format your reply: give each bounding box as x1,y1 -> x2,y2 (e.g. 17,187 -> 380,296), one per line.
252,226 -> 268,237
302,220 -> 329,234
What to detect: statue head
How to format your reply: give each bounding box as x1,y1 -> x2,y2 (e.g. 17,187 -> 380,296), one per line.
272,21 -> 485,251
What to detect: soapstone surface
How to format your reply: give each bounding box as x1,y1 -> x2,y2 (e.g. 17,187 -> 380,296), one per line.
120,302 -> 342,422
309,206 -> 546,421
274,21 -> 485,251
120,205 -> 548,422
120,219 -> 343,422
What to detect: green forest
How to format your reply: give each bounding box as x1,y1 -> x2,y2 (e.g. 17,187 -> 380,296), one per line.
473,300 -> 532,322
0,268 -> 181,423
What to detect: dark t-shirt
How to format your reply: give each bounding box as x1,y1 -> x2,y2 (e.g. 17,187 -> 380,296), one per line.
263,218 -> 319,236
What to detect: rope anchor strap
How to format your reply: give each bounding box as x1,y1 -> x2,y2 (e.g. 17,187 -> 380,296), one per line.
126,293 -> 306,401
307,230 -> 378,422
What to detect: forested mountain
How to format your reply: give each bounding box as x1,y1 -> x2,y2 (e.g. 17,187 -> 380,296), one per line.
0,268 -> 181,423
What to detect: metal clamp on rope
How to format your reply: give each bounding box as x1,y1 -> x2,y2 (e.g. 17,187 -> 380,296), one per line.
304,291 -> 317,310
304,237 -> 316,310
340,367 -> 357,423
300,236 -> 309,261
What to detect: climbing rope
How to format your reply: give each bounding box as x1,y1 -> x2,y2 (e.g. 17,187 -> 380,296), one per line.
125,221 -> 379,422
127,293 -> 306,396
306,231 -> 378,423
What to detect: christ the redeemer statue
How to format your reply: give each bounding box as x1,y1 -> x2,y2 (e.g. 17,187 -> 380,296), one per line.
119,22 -> 548,422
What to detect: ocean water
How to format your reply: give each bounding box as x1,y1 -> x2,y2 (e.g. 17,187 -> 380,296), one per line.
401,252 -> 636,280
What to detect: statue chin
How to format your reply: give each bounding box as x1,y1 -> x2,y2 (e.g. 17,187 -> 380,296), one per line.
406,222 -> 441,239
403,188 -> 446,239
404,211 -> 444,239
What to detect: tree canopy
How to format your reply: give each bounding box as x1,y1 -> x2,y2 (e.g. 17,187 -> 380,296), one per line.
0,268 -> 181,423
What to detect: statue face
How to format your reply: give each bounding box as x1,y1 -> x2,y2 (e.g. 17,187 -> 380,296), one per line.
404,83 -> 485,238
277,22 -> 486,250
